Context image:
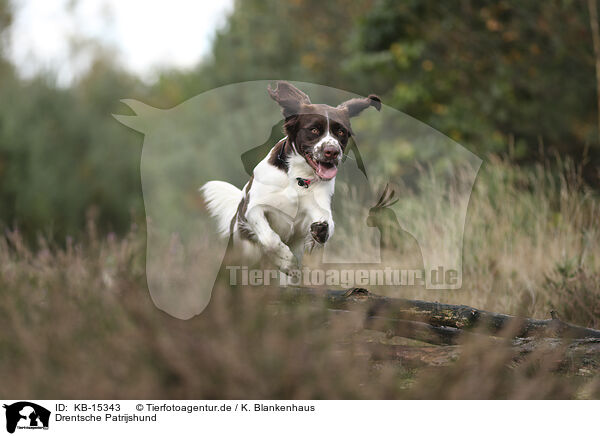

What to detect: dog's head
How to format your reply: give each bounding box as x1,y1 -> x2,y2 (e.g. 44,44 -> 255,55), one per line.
268,81 -> 381,180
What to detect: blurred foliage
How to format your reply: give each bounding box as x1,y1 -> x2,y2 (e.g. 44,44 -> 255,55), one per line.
0,0 -> 599,241
352,0 -> 598,159
152,0 -> 374,95
0,54 -> 146,240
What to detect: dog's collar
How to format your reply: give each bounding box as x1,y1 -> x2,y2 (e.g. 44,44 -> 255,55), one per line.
296,177 -> 313,188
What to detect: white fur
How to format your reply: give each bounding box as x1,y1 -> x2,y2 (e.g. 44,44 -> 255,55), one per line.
201,180 -> 243,235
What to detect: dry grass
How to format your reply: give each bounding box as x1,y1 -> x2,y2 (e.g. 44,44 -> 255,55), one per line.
332,155 -> 600,324
1,157 -> 599,399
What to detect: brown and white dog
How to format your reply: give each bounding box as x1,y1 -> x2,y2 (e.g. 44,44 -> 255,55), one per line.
202,82 -> 381,272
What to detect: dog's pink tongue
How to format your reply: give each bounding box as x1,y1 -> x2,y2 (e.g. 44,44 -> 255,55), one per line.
316,163 -> 338,180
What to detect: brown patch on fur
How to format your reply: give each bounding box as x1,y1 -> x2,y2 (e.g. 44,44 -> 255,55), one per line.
267,138 -> 293,172
230,176 -> 257,241
310,221 -> 329,244
268,81 -> 381,130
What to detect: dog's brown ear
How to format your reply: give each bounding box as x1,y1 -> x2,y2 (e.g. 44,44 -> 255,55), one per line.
268,81 -> 311,118
338,94 -> 381,118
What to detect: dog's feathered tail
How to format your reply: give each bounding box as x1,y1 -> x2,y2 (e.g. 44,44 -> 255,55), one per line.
200,181 -> 243,236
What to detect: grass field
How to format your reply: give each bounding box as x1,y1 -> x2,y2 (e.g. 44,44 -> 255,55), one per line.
1,156 -> 599,399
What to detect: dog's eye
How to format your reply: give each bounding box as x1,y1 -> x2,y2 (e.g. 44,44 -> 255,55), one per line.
337,129 -> 345,136
310,128 -> 320,135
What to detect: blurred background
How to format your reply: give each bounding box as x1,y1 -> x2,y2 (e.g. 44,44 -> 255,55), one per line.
0,0 -> 598,242
1,0 -> 600,399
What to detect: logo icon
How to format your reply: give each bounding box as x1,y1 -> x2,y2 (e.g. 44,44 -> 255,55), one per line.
3,402 -> 50,433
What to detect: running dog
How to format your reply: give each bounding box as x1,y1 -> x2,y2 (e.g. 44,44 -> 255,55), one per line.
202,81 -> 381,272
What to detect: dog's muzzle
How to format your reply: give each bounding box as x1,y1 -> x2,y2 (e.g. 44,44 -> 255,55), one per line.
313,140 -> 342,165
309,141 -> 342,180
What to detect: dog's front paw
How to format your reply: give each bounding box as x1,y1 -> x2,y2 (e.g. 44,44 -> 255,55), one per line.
269,242 -> 298,274
277,254 -> 297,274
310,221 -> 329,244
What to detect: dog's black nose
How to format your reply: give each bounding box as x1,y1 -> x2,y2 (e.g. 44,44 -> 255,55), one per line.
323,146 -> 339,160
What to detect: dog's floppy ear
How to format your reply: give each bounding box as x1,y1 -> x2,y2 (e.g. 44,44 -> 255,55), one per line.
268,81 -> 311,118
338,94 -> 382,118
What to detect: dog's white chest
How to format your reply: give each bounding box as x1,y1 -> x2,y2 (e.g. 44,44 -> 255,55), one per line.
250,152 -> 334,242
262,180 -> 332,243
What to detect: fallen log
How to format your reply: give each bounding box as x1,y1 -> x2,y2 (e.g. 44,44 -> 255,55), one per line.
368,338 -> 600,375
368,343 -> 461,367
280,287 -> 600,375
285,287 -> 600,340
328,309 -> 465,345
277,287 -> 600,375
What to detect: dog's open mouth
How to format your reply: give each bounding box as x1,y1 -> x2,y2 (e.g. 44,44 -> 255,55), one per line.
306,155 -> 338,180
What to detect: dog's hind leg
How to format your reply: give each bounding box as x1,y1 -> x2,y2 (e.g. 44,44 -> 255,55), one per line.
289,236 -> 306,266
245,205 -> 297,273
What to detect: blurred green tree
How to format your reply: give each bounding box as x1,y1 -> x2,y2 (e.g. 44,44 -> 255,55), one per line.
0,1 -> 146,241
352,0 -> 599,165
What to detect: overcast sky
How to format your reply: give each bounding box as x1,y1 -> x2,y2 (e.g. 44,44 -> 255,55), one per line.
7,0 -> 234,84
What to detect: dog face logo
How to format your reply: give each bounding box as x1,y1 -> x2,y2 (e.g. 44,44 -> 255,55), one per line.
114,81 -> 481,319
3,402 -> 50,433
